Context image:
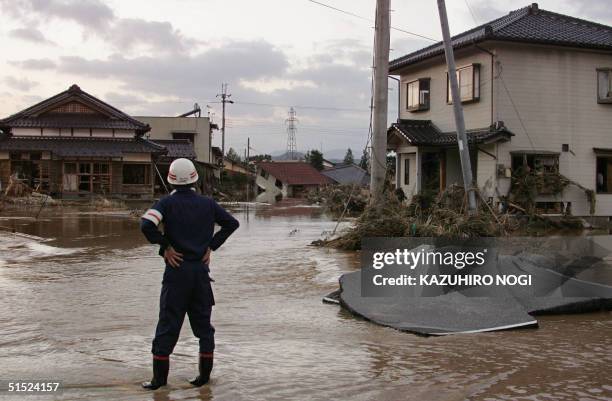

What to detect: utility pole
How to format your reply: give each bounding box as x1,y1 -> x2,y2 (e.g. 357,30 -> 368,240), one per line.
246,137 -> 251,201
370,0 -> 390,202
437,0 -> 477,214
206,105 -> 214,164
286,107 -> 298,160
216,83 -> 234,159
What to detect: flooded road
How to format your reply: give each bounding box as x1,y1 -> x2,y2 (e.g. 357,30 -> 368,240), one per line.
0,203 -> 611,401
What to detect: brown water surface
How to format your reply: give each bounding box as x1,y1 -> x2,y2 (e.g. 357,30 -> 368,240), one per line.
0,203 -> 611,401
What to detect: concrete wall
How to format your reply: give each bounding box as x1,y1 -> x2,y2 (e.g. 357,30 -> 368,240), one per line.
136,116 -> 212,164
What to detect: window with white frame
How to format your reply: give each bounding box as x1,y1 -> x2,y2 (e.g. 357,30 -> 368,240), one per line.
447,63 -> 480,103
406,78 -> 430,111
597,68 -> 612,103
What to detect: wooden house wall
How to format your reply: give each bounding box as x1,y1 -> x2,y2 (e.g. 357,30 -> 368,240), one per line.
0,160 -> 10,191
111,161 -> 123,195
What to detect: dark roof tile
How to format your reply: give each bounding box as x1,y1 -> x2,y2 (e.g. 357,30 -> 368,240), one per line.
388,119 -> 513,146
0,134 -> 166,158
151,139 -> 197,160
0,84 -> 150,134
321,164 -> 370,186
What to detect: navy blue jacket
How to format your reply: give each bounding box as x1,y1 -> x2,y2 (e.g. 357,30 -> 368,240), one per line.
140,188 -> 239,261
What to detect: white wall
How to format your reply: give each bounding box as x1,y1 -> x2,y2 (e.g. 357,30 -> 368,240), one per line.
495,43 -> 612,216
397,47 -> 493,132
396,146 -> 418,198
476,144 -> 499,199
255,168 -> 283,197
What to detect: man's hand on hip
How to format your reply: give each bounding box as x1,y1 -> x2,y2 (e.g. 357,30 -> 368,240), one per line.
202,247 -> 211,265
164,246 -> 183,268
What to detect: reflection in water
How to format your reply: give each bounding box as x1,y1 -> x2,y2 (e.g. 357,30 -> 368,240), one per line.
0,204 -> 611,401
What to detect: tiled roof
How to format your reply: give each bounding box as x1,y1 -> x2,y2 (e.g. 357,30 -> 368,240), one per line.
390,3 -> 612,72
258,161 -> 334,185
321,164 -> 370,186
0,84 -> 150,134
151,139 -> 197,159
0,134 -> 166,158
388,119 -> 513,146
3,114 -> 147,130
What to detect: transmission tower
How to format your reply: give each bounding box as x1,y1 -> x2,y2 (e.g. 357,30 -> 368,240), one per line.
285,107 -> 298,160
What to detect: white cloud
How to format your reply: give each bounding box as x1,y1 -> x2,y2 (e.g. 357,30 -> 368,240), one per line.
4,76 -> 39,91
8,27 -> 55,45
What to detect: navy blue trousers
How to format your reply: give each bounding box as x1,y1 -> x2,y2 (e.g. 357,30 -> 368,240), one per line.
152,260 -> 215,356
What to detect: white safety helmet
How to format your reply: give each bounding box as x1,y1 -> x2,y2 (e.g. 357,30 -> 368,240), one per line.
168,158 -> 199,185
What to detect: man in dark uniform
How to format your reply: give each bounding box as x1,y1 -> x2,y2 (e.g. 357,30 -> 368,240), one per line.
140,158 -> 239,390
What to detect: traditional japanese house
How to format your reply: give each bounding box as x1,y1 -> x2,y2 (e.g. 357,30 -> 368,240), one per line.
0,84 -> 166,199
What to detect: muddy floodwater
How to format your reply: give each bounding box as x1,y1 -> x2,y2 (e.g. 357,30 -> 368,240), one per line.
0,203 -> 611,401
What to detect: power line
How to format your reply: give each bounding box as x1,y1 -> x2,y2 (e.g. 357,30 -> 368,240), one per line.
307,0 -> 371,22
232,100 -> 369,112
463,0 -> 480,25
306,0 -> 439,42
499,76 -> 536,151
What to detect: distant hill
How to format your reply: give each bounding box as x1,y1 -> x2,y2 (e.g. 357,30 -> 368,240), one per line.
268,151 -> 366,166
270,148 -> 365,163
271,151 -> 305,161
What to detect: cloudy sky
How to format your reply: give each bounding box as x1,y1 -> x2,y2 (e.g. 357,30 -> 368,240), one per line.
0,0 -> 609,157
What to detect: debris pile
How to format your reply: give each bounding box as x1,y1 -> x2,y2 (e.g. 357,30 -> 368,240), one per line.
322,181 -> 589,251
307,185 -> 368,217
4,174 -> 32,197
90,197 -> 125,210
213,172 -> 254,202
510,169 -> 596,215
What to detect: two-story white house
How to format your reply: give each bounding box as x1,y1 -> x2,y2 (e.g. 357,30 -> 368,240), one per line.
388,3 -> 612,218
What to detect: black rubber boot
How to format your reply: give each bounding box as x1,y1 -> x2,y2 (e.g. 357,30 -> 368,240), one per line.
189,353 -> 213,387
142,356 -> 169,390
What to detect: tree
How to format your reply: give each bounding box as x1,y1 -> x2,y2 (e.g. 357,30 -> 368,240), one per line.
359,147 -> 370,171
343,148 -> 354,165
305,149 -> 324,171
250,154 -> 272,163
226,147 -> 241,163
